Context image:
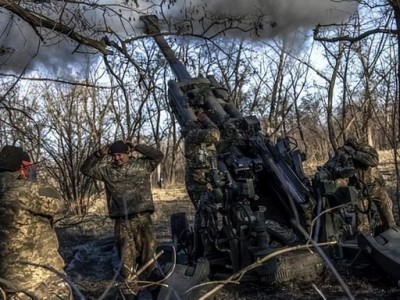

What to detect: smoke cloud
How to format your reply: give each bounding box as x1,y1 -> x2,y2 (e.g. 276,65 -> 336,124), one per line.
0,0 -> 358,77
164,0 -> 358,39
0,8 -> 99,78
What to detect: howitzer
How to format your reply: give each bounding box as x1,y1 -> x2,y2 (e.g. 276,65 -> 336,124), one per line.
141,15 -> 315,210
141,15 -> 322,279
311,173 -> 358,242
141,15 -> 400,287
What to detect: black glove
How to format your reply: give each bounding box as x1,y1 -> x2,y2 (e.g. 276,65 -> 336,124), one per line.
335,165 -> 356,179
341,145 -> 356,156
315,168 -> 331,181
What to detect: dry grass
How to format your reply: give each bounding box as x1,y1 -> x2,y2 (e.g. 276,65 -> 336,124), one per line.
152,187 -> 194,243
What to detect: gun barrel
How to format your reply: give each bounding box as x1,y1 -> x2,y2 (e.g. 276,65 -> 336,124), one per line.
140,15 -> 192,82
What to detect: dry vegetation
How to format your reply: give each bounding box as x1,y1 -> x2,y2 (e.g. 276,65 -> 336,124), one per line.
57,151 -> 400,299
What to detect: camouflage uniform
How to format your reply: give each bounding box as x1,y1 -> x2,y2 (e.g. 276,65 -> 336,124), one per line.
184,124 -> 220,207
184,115 -> 220,258
321,141 -> 396,233
0,171 -> 72,300
80,144 -> 163,286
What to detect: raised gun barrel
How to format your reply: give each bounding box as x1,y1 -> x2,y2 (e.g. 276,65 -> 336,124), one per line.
141,13 -> 313,213
140,15 -> 241,127
140,15 -> 192,83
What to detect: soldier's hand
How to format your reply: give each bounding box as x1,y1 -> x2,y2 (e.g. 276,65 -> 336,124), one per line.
99,144 -> 110,156
197,111 -> 215,128
124,140 -> 135,152
315,169 -> 330,181
336,166 -> 356,178
197,111 -> 208,122
341,145 -> 356,156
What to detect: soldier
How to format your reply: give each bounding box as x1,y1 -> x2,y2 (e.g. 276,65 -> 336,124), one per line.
80,140 -> 164,298
0,145 -> 72,300
319,137 -> 396,234
183,111 -> 220,259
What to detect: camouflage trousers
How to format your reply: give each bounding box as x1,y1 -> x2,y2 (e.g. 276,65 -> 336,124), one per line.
4,275 -> 72,300
187,189 -> 218,259
114,212 -> 157,286
356,183 -> 396,233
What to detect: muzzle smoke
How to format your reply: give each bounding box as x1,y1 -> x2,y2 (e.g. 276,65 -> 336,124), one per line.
0,0 -> 358,77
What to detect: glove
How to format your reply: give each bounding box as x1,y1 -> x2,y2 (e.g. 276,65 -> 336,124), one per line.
341,145 -> 356,156
315,169 -> 331,181
335,166 -> 356,178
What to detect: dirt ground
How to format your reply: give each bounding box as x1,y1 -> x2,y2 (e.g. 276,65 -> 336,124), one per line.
57,151 -> 400,299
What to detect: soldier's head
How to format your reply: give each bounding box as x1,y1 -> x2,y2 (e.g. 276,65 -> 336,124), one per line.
108,140 -> 131,166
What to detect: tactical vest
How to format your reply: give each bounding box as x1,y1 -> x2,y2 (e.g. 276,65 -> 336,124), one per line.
192,143 -> 216,169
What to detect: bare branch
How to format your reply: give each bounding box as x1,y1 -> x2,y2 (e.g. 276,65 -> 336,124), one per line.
314,24 -> 398,44
0,0 -> 111,55
198,241 -> 338,299
0,72 -> 114,88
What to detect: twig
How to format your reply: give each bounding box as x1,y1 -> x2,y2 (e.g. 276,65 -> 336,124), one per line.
312,283 -> 327,300
132,250 -> 165,281
98,250 -> 165,300
308,202 -> 355,245
15,261 -> 85,299
0,287 -> 6,299
0,278 -> 39,299
295,225 -> 355,300
137,245 -> 178,290
198,241 -> 337,299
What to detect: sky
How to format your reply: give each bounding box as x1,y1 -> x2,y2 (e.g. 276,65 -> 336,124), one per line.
0,0 -> 358,78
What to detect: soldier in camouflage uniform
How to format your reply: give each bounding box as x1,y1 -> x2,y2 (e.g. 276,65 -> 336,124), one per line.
319,138 -> 396,233
0,145 -> 72,300
183,111 -> 220,259
80,140 -> 164,297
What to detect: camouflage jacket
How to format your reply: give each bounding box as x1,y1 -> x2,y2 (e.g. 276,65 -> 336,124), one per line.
184,125 -> 220,191
0,171 -> 66,291
81,144 -> 164,218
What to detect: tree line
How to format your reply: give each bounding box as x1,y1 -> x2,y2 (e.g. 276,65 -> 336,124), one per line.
0,0 -> 399,215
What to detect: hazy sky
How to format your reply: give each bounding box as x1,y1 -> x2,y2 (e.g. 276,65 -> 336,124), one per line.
0,0 -> 358,77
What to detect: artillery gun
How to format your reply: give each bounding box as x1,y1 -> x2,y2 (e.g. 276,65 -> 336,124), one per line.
140,15 -> 400,296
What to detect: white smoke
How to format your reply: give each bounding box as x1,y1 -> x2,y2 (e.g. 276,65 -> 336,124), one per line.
0,0 -> 358,77
0,7 -> 99,78
162,0 -> 358,40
